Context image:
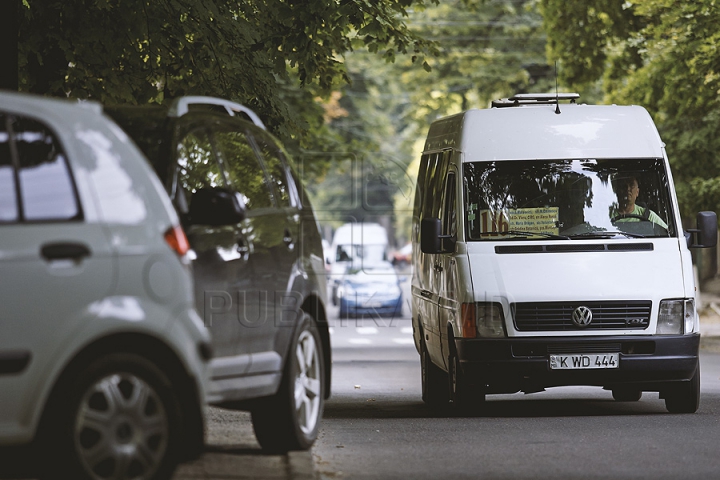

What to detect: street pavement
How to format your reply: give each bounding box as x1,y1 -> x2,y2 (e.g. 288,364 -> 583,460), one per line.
171,278 -> 720,480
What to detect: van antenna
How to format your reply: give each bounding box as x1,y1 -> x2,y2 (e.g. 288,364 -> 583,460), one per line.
554,61 -> 561,114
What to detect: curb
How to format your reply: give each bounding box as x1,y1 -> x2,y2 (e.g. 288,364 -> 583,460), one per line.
287,451 -> 319,480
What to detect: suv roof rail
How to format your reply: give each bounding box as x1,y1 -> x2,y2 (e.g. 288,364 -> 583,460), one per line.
168,96 -> 266,130
491,92 -> 580,108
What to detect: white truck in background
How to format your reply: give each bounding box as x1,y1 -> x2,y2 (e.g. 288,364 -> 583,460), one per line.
329,222 -> 389,305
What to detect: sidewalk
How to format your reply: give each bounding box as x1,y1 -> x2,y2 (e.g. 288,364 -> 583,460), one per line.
699,276 -> 720,353
173,408 -> 317,480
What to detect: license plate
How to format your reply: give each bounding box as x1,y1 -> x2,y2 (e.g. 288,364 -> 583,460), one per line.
549,353 -> 619,370
363,301 -> 383,308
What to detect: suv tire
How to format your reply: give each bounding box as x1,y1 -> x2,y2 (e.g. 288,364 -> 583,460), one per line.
252,312 -> 325,452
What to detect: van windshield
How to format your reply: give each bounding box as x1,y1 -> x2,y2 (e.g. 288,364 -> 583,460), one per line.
463,158 -> 676,240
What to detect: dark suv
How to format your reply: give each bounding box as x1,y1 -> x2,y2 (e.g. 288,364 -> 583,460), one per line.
106,97 -> 330,452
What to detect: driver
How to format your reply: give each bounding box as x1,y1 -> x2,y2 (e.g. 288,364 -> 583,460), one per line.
612,175 -> 668,229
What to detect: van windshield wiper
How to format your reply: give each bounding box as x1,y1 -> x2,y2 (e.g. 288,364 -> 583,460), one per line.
492,230 -> 571,240
567,231 -> 646,239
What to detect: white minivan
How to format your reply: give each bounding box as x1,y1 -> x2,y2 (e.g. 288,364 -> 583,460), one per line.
412,93 -> 717,413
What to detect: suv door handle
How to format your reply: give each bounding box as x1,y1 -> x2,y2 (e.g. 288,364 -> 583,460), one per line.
40,242 -> 91,261
283,228 -> 294,248
236,237 -> 250,255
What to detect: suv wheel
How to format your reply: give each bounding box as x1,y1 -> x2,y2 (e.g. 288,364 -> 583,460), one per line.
664,365 -> 700,414
46,353 -> 181,480
252,312 -> 325,452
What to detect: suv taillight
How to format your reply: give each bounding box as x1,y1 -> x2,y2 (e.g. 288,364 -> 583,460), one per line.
164,225 -> 190,256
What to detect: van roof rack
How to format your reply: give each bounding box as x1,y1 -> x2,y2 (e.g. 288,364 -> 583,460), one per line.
491,92 -> 580,108
167,96 -> 266,130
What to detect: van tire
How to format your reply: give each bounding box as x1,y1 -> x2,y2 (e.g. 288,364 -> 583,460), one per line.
420,338 -> 448,407
252,312 -> 325,452
664,365 -> 700,414
448,351 -> 485,411
612,387 -> 642,402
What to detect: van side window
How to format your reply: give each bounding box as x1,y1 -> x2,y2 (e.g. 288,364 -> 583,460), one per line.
442,172 -> 457,238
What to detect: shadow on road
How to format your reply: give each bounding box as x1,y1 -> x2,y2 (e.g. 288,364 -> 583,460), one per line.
321,393 -> 708,420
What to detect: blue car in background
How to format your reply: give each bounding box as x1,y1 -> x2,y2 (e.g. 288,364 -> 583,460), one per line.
337,262 -> 404,318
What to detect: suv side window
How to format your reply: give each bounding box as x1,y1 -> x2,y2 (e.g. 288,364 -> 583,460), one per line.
213,128 -> 274,211
0,114 -> 80,223
250,130 -> 294,208
177,129 -> 224,193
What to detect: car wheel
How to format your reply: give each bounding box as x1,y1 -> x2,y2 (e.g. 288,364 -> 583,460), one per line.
420,338 -> 448,407
252,312 -> 325,452
612,387 -> 642,402
46,353 -> 181,480
664,365 -> 700,414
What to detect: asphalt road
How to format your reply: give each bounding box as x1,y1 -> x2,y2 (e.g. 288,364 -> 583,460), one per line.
315,300 -> 720,480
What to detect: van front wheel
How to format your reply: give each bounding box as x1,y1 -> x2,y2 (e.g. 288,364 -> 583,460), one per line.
420,338 -> 448,407
664,366 -> 700,414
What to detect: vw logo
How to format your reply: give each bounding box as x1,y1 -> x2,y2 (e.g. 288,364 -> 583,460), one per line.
572,306 -> 593,327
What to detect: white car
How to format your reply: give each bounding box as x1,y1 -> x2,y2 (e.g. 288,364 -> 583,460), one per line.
0,91 -> 211,480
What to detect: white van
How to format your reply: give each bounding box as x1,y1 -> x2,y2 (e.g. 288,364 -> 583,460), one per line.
412,93 -> 717,413
329,222 -> 389,304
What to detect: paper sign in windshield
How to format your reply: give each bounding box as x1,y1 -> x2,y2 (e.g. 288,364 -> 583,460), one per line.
474,207 -> 559,236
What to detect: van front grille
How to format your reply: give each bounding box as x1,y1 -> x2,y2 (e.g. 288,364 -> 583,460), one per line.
513,301 -> 652,331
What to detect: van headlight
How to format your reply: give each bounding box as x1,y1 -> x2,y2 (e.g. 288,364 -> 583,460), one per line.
461,302 -> 505,338
657,299 -> 695,335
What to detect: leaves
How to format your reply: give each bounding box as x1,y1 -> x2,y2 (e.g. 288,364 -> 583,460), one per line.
540,0 -> 720,217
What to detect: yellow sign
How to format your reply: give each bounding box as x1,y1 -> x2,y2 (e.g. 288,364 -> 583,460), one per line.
475,207 -> 559,235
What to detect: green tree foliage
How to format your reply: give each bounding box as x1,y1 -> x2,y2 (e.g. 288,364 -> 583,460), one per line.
18,0 -> 438,153
316,0 -> 552,241
540,0 -> 720,218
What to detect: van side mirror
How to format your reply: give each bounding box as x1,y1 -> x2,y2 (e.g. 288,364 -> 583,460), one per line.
687,211 -> 718,248
188,188 -> 245,226
421,217 -> 454,254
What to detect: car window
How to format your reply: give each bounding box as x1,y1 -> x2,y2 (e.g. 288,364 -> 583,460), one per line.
0,115 -> 17,222
177,129 -> 225,193
250,130 -> 293,208
213,128 -> 273,210
10,116 -> 80,222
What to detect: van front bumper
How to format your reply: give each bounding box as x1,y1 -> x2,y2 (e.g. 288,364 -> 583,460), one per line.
455,334 -> 699,394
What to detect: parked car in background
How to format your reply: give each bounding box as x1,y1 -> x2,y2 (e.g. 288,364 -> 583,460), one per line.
337,262 -> 405,318
0,91 -> 211,480
391,242 -> 412,267
105,96 -> 330,452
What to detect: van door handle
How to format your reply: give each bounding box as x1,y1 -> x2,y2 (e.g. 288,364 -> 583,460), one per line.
40,242 -> 91,261
421,290 -> 432,299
